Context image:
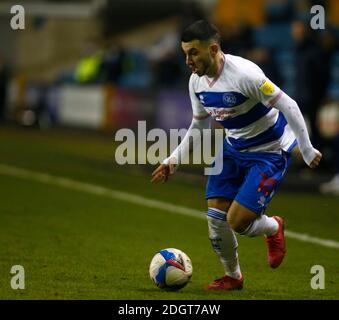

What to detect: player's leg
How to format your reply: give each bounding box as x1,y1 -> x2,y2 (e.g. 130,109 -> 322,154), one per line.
227,152 -> 290,268
207,198 -> 241,278
227,201 -> 279,236
206,197 -> 244,290
205,157 -> 245,290
228,201 -> 285,268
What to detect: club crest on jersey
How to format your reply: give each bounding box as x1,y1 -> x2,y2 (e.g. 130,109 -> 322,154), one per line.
222,93 -> 237,107
259,79 -> 275,95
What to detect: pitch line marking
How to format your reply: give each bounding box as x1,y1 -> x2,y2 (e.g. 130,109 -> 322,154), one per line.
0,163 -> 338,250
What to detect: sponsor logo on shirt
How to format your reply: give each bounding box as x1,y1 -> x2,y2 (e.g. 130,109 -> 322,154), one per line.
205,107 -> 236,121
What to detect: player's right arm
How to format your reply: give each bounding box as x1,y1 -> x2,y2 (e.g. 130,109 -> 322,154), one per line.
271,92 -> 322,168
151,76 -> 210,183
239,67 -> 322,169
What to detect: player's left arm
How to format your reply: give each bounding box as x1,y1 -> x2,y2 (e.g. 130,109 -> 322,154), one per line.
240,69 -> 322,168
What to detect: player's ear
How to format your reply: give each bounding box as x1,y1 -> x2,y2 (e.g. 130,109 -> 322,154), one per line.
209,43 -> 219,57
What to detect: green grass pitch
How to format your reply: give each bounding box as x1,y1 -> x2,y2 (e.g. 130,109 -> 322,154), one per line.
0,126 -> 338,299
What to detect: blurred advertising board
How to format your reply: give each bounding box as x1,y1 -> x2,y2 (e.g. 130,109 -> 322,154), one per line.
58,85 -> 105,129
155,90 -> 192,131
105,86 -> 155,131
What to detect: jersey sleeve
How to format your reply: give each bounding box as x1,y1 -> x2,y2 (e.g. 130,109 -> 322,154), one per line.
238,67 -> 282,107
189,75 -> 210,119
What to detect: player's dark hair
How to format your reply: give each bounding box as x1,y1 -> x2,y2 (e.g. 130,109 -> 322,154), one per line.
181,20 -> 221,44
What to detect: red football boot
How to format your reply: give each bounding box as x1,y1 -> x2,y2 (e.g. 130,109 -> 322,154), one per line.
206,275 -> 244,291
266,216 -> 286,268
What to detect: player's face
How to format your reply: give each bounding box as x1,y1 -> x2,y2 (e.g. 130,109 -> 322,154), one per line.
181,40 -> 214,77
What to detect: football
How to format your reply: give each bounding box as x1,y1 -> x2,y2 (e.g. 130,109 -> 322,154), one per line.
149,248 -> 193,290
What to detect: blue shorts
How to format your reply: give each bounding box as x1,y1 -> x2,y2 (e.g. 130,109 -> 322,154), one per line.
206,142 -> 292,214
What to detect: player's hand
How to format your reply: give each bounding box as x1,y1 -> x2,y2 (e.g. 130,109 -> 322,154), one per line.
151,164 -> 170,183
309,149 -> 322,169
151,162 -> 177,183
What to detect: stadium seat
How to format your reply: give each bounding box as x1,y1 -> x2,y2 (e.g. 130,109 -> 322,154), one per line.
274,49 -> 295,95
253,24 -> 294,50
328,51 -> 339,100
265,0 -> 293,24
327,82 -> 339,100
330,51 -> 339,83
119,49 -> 152,89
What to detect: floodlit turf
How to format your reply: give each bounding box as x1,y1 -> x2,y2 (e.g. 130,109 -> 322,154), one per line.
0,126 -> 338,299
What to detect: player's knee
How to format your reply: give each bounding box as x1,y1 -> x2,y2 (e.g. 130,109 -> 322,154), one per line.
227,215 -> 244,233
227,211 -> 253,234
207,198 -> 232,212
227,202 -> 258,233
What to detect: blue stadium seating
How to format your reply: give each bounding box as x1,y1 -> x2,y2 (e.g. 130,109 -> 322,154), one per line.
253,23 -> 294,50
274,49 -> 295,95
119,49 -> 152,89
328,51 -> 339,99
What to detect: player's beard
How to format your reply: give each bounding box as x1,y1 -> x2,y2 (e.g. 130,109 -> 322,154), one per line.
195,53 -> 215,77
194,60 -> 210,77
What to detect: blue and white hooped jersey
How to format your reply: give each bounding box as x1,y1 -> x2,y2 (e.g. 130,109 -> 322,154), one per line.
189,53 -> 297,154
